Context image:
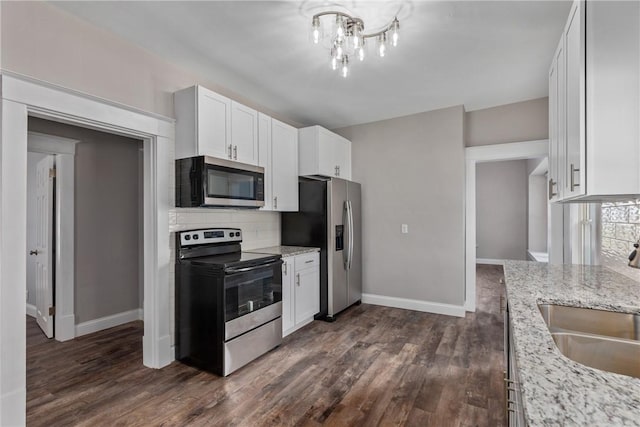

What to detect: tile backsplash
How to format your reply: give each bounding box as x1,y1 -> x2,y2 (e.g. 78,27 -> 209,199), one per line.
601,200 -> 640,283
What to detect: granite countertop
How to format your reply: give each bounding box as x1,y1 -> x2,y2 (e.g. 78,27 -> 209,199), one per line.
503,261 -> 640,426
247,246 -> 320,258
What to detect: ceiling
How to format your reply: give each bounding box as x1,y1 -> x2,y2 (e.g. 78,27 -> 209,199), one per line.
51,1 -> 572,129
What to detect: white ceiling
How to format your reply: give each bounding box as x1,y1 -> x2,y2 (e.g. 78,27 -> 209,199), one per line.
52,1 -> 572,129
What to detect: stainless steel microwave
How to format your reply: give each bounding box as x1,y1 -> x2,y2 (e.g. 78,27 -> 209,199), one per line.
176,156 -> 265,208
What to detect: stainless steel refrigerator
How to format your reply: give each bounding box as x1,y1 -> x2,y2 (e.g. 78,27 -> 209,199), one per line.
281,177 -> 362,321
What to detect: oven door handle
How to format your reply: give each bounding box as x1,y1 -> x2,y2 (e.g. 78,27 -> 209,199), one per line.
224,260 -> 281,274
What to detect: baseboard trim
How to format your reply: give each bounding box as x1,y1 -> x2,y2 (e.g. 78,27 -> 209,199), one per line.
75,308 -> 143,337
26,303 -> 37,318
476,258 -> 505,265
361,293 -> 465,318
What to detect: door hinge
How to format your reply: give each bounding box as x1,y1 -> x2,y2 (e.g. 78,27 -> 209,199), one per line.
49,168 -> 57,178
49,306 -> 56,316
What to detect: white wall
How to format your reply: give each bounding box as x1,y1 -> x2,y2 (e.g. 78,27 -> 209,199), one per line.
26,152 -> 48,308
335,106 -> 466,309
476,160 -> 528,261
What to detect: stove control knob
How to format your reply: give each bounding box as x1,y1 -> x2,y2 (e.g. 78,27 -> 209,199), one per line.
192,234 -> 199,240
236,232 -> 241,237
184,235 -> 191,240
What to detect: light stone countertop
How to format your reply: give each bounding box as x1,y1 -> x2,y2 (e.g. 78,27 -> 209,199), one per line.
247,246 -> 320,258
503,261 -> 640,426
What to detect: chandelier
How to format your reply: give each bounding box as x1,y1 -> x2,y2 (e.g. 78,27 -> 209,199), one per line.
311,11 -> 400,77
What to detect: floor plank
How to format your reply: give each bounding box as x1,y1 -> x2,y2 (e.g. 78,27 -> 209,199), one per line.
27,264 -> 506,426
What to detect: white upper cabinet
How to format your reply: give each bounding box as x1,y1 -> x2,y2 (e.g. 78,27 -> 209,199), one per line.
549,0 -> 640,202
271,118 -> 299,211
258,113 -> 299,212
258,113 -> 273,211
563,1 -> 586,199
299,126 -> 352,180
230,101 -> 258,165
175,85 -> 231,160
548,35 -> 565,202
174,85 -> 259,165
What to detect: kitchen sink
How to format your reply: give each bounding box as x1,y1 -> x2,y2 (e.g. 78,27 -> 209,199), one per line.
538,304 -> 640,341
550,332 -> 640,378
538,304 -> 640,378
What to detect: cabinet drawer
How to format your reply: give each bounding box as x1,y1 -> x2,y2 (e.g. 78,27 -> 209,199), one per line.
294,252 -> 319,270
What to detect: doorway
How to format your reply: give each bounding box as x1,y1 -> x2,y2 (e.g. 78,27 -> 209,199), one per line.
26,120 -> 144,341
1,74 -> 173,425
464,140 -> 549,311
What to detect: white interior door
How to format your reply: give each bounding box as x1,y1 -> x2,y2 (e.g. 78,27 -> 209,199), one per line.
34,155 -> 55,338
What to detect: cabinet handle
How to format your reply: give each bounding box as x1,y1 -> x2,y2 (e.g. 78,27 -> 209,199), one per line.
305,259 -> 314,264
548,178 -> 558,200
570,163 -> 580,191
274,196 -> 278,209
228,144 -> 233,159
500,295 -> 505,314
283,262 -> 287,275
337,166 -> 340,176
233,145 -> 238,160
296,273 -> 300,286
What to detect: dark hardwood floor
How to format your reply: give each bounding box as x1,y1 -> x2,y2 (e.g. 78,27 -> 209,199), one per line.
26,265 -> 505,426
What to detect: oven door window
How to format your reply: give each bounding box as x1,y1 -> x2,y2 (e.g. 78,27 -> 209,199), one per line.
206,165 -> 256,200
224,264 -> 282,322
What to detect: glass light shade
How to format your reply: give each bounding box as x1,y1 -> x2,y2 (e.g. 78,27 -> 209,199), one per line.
358,45 -> 365,61
312,16 -> 321,44
391,18 -> 399,47
335,15 -> 345,41
335,42 -> 343,60
341,56 -> 349,78
378,33 -> 387,57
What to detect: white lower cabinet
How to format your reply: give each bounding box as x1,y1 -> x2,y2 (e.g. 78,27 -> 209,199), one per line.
282,252 -> 319,337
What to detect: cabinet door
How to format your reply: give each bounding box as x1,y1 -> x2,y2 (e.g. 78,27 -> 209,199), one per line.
271,119 -> 299,212
294,266 -> 320,324
549,36 -> 565,202
317,127 -> 338,177
564,1 -> 586,198
282,259 -> 295,336
334,134 -> 351,180
258,113 -> 273,211
198,88 -> 231,159
231,101 -> 258,165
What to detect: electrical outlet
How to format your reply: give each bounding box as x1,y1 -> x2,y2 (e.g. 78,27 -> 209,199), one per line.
401,224 -> 408,234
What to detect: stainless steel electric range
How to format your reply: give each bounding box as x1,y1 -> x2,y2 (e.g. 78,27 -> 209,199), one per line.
175,228 -> 283,376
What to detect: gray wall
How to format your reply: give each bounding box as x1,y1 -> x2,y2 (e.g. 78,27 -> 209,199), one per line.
0,1 -> 298,127
26,152 -> 49,307
335,106 -> 466,307
476,160 -> 528,260
465,97 -> 548,146
29,118 -> 142,324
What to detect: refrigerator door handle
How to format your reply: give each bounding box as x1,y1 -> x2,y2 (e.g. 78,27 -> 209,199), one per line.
348,200 -> 354,270
343,201 -> 349,269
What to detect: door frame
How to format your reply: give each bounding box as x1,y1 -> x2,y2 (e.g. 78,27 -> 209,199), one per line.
464,140 -> 549,312
0,72 -> 174,425
28,132 -> 79,341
